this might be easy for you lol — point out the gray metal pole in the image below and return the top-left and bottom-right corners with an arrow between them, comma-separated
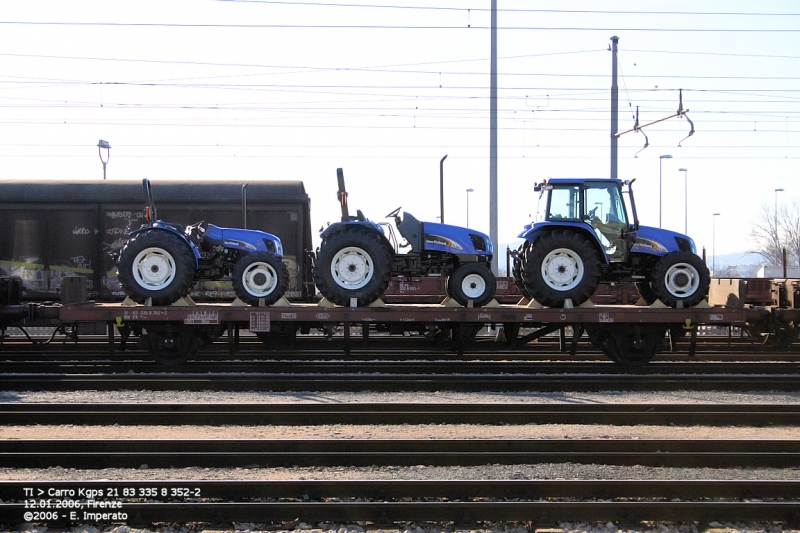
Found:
440,154 -> 448,224
610,36 -> 619,179
489,0 -> 498,274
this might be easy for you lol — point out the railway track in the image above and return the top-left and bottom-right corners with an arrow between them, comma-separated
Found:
0,333 -> 779,359
4,438 -> 800,469
3,359 -> 800,375
2,367 -> 800,391
4,402 -> 800,426
2,480 -> 799,526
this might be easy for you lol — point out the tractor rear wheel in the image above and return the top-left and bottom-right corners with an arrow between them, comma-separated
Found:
447,263 -> 496,307
512,242 -> 533,300
232,252 -> 289,306
522,230 -> 601,307
313,227 -> 393,306
117,230 -> 196,306
650,251 -> 710,308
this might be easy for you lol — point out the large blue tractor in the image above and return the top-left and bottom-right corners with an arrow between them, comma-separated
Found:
313,168 -> 496,307
116,179 -> 289,307
512,178 -> 710,309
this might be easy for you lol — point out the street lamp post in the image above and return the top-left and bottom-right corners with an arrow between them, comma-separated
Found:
466,188 -> 474,227
775,188 -> 785,266
712,212 -> 721,275
678,168 -> 688,234
97,140 -> 111,180
659,154 -> 672,228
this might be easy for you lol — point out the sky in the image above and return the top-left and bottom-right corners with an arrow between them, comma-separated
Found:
0,0 -> 798,269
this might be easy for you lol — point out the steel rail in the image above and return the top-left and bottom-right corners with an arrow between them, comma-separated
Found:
3,439 -> 800,469
0,336 -> 777,355
2,348 -> 798,363
4,403 -> 800,427
3,360 -> 800,376
2,480 -> 800,526
1,372 -> 799,392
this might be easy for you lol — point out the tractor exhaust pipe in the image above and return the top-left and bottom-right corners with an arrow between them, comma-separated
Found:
242,183 -> 248,229
337,168 -> 350,222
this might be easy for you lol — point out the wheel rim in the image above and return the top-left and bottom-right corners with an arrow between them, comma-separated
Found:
541,248 -> 584,291
132,247 -> 176,290
461,273 -> 486,299
331,246 -> 374,289
242,261 -> 278,297
664,262 -> 700,298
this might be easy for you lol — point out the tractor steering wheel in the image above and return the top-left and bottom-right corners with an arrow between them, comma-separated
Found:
585,206 -> 599,221
386,207 -> 402,218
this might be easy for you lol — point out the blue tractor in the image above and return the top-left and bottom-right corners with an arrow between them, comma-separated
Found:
116,179 -> 289,307
512,178 -> 710,308
313,168 -> 496,307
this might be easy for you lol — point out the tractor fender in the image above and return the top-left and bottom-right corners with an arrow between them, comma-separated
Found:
128,225 -> 201,266
519,222 -> 610,264
320,220 -> 388,244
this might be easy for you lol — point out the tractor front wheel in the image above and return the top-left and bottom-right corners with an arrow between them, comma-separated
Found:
650,251 -> 710,308
447,263 -> 496,307
635,281 -> 658,305
232,252 -> 290,306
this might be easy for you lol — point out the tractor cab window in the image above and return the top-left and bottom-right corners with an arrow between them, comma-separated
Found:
546,185 -> 581,221
583,182 -> 629,262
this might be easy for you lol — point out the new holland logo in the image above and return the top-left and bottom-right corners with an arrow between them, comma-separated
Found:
424,234 -> 464,251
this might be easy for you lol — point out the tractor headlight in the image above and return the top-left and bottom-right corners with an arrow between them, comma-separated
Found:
264,238 -> 283,256
469,234 -> 488,252
675,236 -> 696,254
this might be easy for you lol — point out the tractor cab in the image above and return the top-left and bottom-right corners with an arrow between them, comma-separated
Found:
534,178 -> 632,263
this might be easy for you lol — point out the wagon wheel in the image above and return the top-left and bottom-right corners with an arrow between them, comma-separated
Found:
143,325 -> 199,365
586,323 -> 669,366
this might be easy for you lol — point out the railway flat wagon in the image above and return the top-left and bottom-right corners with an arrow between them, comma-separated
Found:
0,180 -> 314,302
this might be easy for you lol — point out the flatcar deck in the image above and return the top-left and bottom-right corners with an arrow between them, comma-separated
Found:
58,299 -> 758,328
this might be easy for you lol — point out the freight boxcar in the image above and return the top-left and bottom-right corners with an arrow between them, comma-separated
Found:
0,180 -> 314,302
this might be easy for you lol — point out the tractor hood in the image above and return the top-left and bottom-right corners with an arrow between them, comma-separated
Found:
422,222 -> 493,256
632,225 -> 697,256
204,224 -> 284,256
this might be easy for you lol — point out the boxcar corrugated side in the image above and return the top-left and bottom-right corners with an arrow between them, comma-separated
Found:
0,179 -> 314,302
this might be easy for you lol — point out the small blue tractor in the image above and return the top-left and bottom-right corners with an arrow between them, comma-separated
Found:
512,178 -> 710,309
116,179 -> 289,307
313,168 -> 496,307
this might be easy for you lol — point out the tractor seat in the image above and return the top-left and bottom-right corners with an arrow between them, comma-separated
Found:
186,221 -> 208,247
396,211 -> 423,250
